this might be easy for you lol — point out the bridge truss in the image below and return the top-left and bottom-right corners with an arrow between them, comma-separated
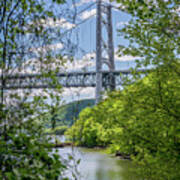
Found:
0,70 -> 146,90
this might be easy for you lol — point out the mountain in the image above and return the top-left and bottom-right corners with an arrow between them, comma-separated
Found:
55,99 -> 95,126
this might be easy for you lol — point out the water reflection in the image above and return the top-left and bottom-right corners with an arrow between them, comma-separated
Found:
58,147 -> 138,180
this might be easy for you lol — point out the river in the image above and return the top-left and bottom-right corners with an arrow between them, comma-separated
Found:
55,136 -> 138,180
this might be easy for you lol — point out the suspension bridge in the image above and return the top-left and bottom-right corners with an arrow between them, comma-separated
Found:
0,0 -> 143,104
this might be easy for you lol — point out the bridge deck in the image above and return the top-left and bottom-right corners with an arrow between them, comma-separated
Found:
0,69 -> 147,89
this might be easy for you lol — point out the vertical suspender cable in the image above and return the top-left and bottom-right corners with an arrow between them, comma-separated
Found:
107,5 -> 115,90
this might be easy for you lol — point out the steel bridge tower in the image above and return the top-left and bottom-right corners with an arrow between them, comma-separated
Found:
96,0 -> 115,104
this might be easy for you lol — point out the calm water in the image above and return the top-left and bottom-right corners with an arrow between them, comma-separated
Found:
57,146 -> 138,180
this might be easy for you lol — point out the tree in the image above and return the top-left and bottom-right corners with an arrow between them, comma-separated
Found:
116,0 -> 179,69
0,0 -> 72,179
114,0 -> 180,179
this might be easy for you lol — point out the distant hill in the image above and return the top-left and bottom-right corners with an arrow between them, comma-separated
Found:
55,99 -> 95,126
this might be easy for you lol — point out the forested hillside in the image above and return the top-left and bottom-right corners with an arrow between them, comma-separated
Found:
47,99 -> 95,127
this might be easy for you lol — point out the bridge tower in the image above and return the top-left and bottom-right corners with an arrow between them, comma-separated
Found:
95,0 -> 115,104
95,0 -> 102,104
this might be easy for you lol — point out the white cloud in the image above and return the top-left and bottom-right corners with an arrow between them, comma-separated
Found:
2,52 -> 95,76
7,56 -> 66,75
63,52 -> 95,71
75,0 -> 96,7
75,0 -> 115,7
4,88 -> 64,108
47,43 -> 64,50
39,18 -> 76,29
1,51 -> 140,77
80,8 -> 96,20
9,52 -> 95,75
76,0 -> 124,10
173,6 -> 180,16
113,48 -> 141,62
115,54 -> 141,61
116,21 -> 129,28
82,52 -> 96,60
62,87 -> 95,103
31,43 -> 63,53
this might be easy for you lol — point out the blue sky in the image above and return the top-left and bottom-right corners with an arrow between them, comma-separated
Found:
30,0 -> 138,72
5,0 -> 137,103
53,0 -> 137,102
61,0 -> 132,60
33,0 -> 139,103
4,0 -> 179,103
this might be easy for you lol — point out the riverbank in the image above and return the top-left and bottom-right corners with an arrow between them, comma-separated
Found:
52,141 -> 131,160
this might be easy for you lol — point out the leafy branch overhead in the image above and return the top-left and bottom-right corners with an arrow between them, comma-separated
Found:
116,0 -> 179,67
0,0 -> 73,179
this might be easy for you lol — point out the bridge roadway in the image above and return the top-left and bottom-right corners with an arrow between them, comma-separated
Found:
0,69 -> 146,89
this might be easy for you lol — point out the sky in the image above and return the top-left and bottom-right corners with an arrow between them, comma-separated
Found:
3,0 -> 179,104
63,0 -> 132,59
33,0 -> 138,103
5,0 -> 139,104
56,0 -> 137,103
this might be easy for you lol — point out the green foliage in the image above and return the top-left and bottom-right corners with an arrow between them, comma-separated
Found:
45,125 -> 68,135
67,64 -> 180,179
116,0 -> 179,69
0,92 -> 68,179
0,0 -> 69,179
115,0 -> 180,179
66,106 -> 114,148
0,121 -> 66,180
